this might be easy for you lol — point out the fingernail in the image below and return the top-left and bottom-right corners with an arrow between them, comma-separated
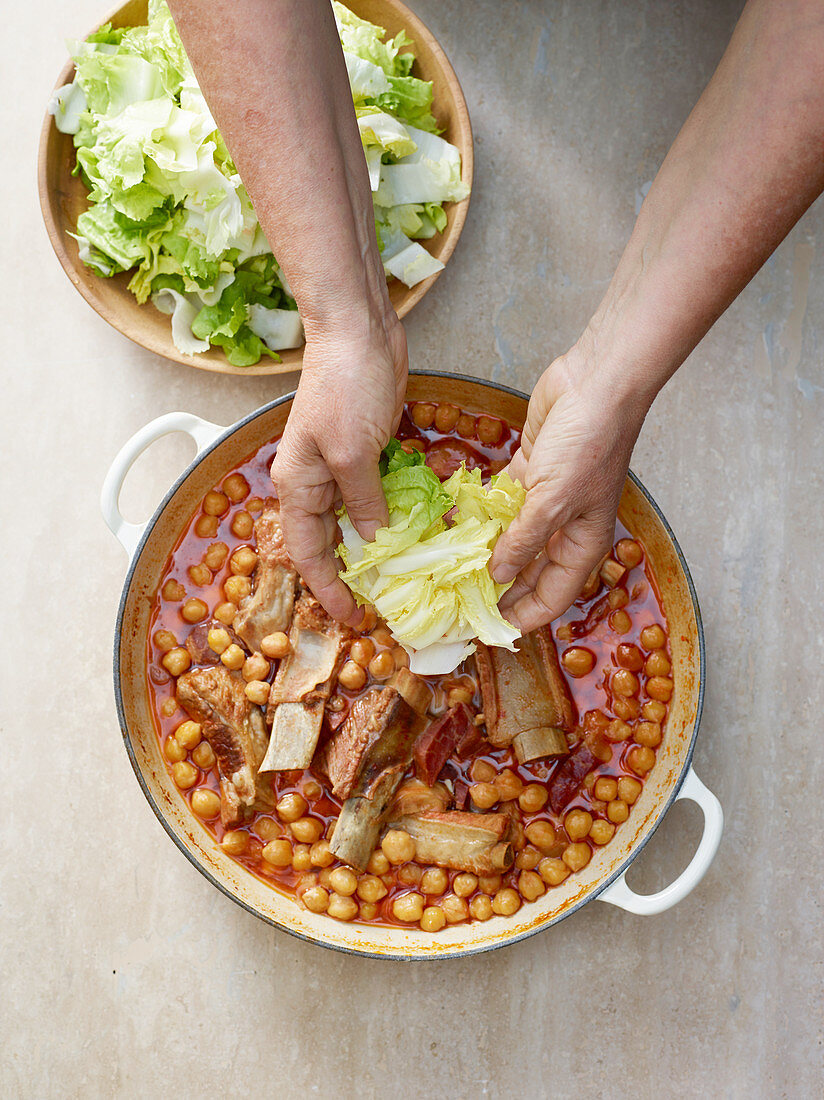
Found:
492,563 -> 516,584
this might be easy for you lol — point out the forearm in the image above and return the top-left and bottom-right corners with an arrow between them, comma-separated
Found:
581,0 -> 824,404
168,0 -> 391,340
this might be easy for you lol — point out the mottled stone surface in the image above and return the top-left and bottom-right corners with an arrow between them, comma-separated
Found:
3,1 -> 822,1096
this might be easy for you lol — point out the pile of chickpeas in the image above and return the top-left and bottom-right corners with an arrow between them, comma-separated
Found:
147,425 -> 673,932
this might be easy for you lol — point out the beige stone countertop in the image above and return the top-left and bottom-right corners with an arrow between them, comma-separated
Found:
3,1 -> 822,1096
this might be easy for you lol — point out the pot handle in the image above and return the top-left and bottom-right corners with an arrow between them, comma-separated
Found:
597,768 -> 723,915
101,411 -> 225,561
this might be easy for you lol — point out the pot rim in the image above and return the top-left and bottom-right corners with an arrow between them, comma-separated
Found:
113,369 -> 706,960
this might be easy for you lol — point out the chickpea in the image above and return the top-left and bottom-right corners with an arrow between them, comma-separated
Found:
564,809 -> 593,842
255,818 -> 280,842
518,870 -> 546,902
171,761 -> 198,789
214,602 -> 236,626
456,413 -> 476,438
231,511 -> 254,539
349,637 -> 375,667
478,873 -> 502,895
525,820 -> 557,854
494,769 -> 523,802
368,651 -> 395,680
262,839 -> 293,867
645,650 -> 671,678
614,697 -> 641,721
241,680 -> 268,706
606,718 -> 632,742
370,624 -> 395,647
442,894 -> 470,924
515,847 -> 540,871
643,699 -> 667,722
453,873 -> 479,898
222,473 -> 249,502
338,660 -> 367,691
260,632 -> 290,660
616,643 -> 644,671
594,777 -> 619,802
393,892 -> 425,923
360,852 -> 387,878
607,586 -> 630,609
188,563 -> 212,586
434,403 -> 460,432
204,628 -> 229,656
397,863 -> 422,886
538,857 -> 570,886
359,901 -> 379,921
161,697 -> 178,718
618,776 -> 643,804
180,598 -> 207,625
469,894 -> 494,921
203,542 -> 228,572
347,609 -> 374,639
303,780 -> 322,801
162,648 -> 191,677
242,653 -> 270,682
287,844 -> 309,872
410,402 -> 436,429
393,647 -> 410,669
202,490 -> 228,516
221,830 -> 248,856
382,829 -> 415,864
327,893 -> 359,921
229,547 -> 258,577
609,610 -> 632,635
612,669 -> 640,697
222,576 -> 250,605
162,580 -> 185,602
309,840 -> 334,868
192,741 -> 215,769
639,625 -> 665,651
615,538 -> 644,568
628,745 -> 656,774
302,885 -> 330,914
492,888 -> 521,916
276,793 -> 308,823
356,875 -> 388,903
635,721 -> 662,748
470,759 -> 496,783
220,644 -> 245,671
562,646 -> 596,678
246,496 -> 264,513
175,720 -> 201,750
562,842 -> 592,872
164,735 -> 186,763
420,867 -> 449,895
647,676 -> 674,702
154,629 -> 178,653
518,784 -> 548,814
476,415 -> 503,445
291,817 -> 323,844
607,799 -> 630,824
447,685 -> 474,707
194,515 -> 219,539
421,906 -> 447,932
589,819 -> 616,845
325,866 -> 357,897
470,782 -> 499,810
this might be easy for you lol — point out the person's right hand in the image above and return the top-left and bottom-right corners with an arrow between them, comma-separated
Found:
271,313 -> 407,626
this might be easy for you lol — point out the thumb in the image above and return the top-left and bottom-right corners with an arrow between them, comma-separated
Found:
334,457 -> 389,541
490,488 -> 570,584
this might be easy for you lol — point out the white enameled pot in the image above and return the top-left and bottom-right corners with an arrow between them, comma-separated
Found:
102,373 -> 723,958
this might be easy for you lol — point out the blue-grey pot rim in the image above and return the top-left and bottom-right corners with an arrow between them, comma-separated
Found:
112,368 -> 706,962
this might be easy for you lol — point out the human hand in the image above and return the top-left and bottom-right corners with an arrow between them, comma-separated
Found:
490,342 -> 652,633
271,314 -> 407,626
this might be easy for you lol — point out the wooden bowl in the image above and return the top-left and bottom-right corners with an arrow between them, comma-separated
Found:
104,373 -> 722,958
38,0 -> 473,376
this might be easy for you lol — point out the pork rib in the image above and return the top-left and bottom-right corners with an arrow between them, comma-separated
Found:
389,811 -> 515,875
176,665 -> 274,827
233,500 -> 298,653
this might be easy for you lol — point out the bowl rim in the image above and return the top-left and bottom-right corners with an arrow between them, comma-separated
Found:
37,0 -> 474,377
112,369 -> 706,959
